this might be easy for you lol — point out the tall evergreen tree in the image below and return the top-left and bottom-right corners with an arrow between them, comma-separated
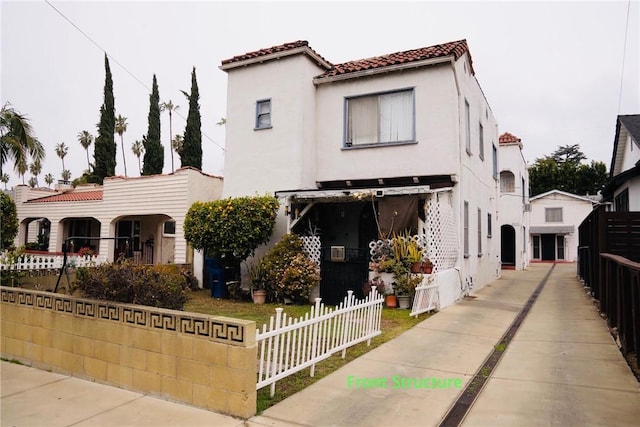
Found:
181,67 -> 202,169
142,75 -> 163,175
93,54 -> 116,183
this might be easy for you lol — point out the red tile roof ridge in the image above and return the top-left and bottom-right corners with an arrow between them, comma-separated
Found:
221,40 -> 332,69
499,132 -> 522,144
25,189 -> 103,203
317,39 -> 473,79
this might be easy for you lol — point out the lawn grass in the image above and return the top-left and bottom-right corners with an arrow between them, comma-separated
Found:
184,289 -> 431,413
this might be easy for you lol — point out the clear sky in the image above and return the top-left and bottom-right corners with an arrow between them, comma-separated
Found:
1,0 -> 638,190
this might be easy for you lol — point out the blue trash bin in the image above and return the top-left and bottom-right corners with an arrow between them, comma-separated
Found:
205,258 -> 227,298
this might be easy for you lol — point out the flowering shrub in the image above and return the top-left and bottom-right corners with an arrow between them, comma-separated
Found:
259,234 -> 319,303
279,253 -> 320,303
78,247 -> 95,257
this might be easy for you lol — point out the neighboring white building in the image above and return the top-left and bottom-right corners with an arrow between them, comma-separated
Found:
603,115 -> 640,211
220,39 -> 502,308
12,167 -> 223,284
497,132 -> 530,270
529,190 -> 597,262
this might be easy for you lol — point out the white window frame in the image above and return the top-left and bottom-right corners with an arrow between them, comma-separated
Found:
345,88 -> 415,147
255,99 -> 272,129
492,144 -> 498,179
163,220 -> 176,237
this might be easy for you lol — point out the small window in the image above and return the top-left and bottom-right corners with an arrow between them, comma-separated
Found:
500,171 -> 515,192
345,89 -> 415,146
255,99 -> 271,129
465,100 -> 471,155
545,208 -> 563,223
463,201 -> 469,257
487,213 -> 492,238
492,144 -> 498,179
163,220 -> 176,236
477,208 -> 482,256
478,122 -> 484,160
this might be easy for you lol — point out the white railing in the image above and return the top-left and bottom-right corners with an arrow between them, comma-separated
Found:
410,274 -> 439,317
0,252 -> 107,271
256,287 -> 384,396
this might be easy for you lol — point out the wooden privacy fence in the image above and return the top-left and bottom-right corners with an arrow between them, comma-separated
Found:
599,253 -> 640,367
256,287 -> 384,397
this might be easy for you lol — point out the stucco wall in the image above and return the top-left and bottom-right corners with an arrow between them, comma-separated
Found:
0,287 -> 256,418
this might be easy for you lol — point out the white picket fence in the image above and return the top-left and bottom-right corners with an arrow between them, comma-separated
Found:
256,287 -> 384,396
0,252 -> 107,271
410,274 -> 439,317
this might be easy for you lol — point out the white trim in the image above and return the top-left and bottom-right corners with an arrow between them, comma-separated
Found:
529,189 -> 599,204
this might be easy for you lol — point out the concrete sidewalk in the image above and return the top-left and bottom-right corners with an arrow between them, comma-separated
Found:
248,263 -> 640,427
0,361 -> 245,427
2,264 -> 638,426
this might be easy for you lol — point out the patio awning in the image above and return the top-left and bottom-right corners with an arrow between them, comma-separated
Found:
530,225 -> 575,234
275,185 -> 442,202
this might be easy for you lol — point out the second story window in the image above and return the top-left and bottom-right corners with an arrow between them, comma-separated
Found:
345,89 -> 414,146
479,122 -> 484,160
465,100 -> 471,155
492,144 -> 498,179
255,99 -> 271,129
500,170 -> 515,192
545,207 -> 563,222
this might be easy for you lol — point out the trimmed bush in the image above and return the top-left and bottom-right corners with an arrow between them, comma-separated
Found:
75,261 -> 188,310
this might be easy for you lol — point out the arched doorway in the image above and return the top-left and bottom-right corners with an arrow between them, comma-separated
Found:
501,224 -> 516,268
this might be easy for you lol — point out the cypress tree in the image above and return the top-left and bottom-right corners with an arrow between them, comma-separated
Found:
93,54 -> 116,183
181,67 -> 202,169
142,74 -> 164,175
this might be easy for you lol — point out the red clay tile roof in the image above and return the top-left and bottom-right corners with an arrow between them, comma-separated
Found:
499,132 -> 522,144
317,39 -> 473,79
221,40 -> 332,67
26,190 -> 103,203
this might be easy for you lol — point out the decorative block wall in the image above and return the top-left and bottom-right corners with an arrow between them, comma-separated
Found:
0,287 -> 257,418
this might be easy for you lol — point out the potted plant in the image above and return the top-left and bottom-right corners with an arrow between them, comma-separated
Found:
406,240 -> 424,273
246,260 -> 267,304
423,258 -> 434,274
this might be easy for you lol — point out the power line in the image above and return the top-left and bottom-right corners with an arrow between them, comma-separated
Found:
43,0 -> 225,153
617,0 -> 631,113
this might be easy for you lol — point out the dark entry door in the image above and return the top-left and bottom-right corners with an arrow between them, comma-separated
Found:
501,225 -> 516,266
541,234 -> 556,261
320,248 -> 369,306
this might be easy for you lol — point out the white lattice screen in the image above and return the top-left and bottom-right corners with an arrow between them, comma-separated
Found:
419,191 -> 458,271
301,236 -> 321,267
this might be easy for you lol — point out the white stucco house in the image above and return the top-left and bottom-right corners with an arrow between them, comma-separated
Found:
602,114 -> 640,211
220,39 -> 503,308
12,167 -> 223,284
497,132 -> 530,270
529,190 -> 598,262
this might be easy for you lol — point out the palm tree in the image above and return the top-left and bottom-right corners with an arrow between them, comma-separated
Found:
160,101 -> 179,172
77,130 -> 94,171
44,173 -> 54,188
172,135 -> 184,159
131,139 -> 144,175
61,169 -> 71,182
1,102 -> 45,176
17,158 -> 27,184
29,159 -> 41,187
27,176 -> 37,188
0,173 -> 9,189
55,142 -> 68,172
115,115 -> 128,176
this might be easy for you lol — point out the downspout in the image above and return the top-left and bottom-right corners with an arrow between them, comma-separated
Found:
450,57 -> 465,287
